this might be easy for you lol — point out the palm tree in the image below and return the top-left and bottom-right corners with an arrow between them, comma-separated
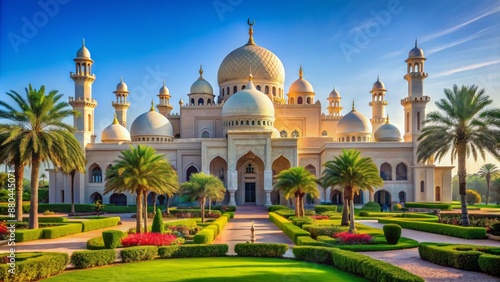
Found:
320,149 -> 383,233
180,172 -> 225,223
0,85 -> 83,229
105,144 -> 178,233
273,166 -> 319,217
417,85 -> 500,226
39,173 -> 47,188
478,164 -> 500,205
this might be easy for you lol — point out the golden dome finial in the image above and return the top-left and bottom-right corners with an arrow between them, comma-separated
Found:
386,114 -> 390,124
112,113 -> 119,124
82,38 -> 85,47
150,100 -> 155,112
247,18 -> 255,45
352,100 -> 355,110
299,65 -> 303,79
199,65 -> 204,78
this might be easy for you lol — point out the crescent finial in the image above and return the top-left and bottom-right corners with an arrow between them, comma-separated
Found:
247,18 -> 255,26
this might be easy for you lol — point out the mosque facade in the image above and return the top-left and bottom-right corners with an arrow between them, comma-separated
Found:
48,22 -> 453,208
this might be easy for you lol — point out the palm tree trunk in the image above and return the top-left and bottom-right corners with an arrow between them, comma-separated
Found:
300,195 -> 305,217
201,197 -> 206,223
341,197 -> 349,226
485,176 -> 490,205
70,170 -> 76,214
165,195 -> 170,215
152,192 -> 157,214
28,154 -> 40,229
143,190 -> 148,233
14,163 -> 24,222
208,197 -> 211,214
136,190 -> 142,233
457,144 -> 469,226
348,199 -> 357,233
295,196 -> 300,217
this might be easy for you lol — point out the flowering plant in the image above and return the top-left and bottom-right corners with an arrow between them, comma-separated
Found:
333,232 -> 373,244
121,232 -> 184,247
310,215 -> 329,220
0,221 -> 8,240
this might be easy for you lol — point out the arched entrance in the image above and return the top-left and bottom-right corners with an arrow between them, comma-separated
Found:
210,156 -> 228,204
110,193 -> 127,206
185,165 -> 198,181
272,156 -> 291,205
374,190 -> 391,210
90,192 -> 102,203
236,151 -> 265,205
331,189 -> 343,204
353,190 -> 364,204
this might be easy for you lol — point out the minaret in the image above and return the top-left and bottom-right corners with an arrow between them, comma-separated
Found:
69,39 -> 97,148
327,86 -> 342,119
112,77 -> 130,127
401,39 -> 429,142
369,76 -> 388,132
157,80 -> 173,116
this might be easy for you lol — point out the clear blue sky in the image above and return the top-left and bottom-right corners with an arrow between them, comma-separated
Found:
1,0 -> 499,173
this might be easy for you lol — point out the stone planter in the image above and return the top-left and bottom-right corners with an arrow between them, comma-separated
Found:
487,234 -> 500,241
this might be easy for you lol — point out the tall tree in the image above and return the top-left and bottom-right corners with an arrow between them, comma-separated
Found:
39,173 -> 47,188
417,85 -> 500,226
320,149 -> 383,233
105,144 -> 177,233
273,166 -> 319,217
0,85 -> 83,228
180,172 -> 225,223
478,163 -> 500,205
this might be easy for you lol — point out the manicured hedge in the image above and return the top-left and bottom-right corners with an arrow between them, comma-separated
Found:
402,213 -> 438,219
14,229 -> 44,242
269,212 -> 310,244
38,217 -> 68,223
120,246 -> 157,262
269,212 -> 289,229
0,252 -> 68,282
102,230 -> 124,249
308,226 -> 341,239
80,217 -> 120,232
70,249 -> 116,269
378,218 -> 486,239
234,243 -> 288,257
42,223 -> 82,239
418,242 -> 500,275
193,214 -> 230,244
267,205 -> 291,212
164,219 -> 198,229
87,236 -> 105,250
275,209 -> 296,218
404,202 -> 453,210
359,212 -> 403,218
0,203 -> 30,215
314,205 -> 337,213
169,209 -> 222,217
293,246 -> 423,282
296,236 -> 328,246
158,244 -> 228,258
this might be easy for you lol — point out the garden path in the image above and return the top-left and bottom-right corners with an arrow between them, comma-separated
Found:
213,206 -> 295,257
358,220 -> 500,282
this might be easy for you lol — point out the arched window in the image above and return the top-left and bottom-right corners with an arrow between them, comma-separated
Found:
321,130 -> 327,136
306,97 -> 311,104
90,192 -> 102,204
396,163 -> 408,180
417,112 -> 420,130
435,186 -> 441,201
245,164 -> 255,173
201,131 -> 210,138
198,98 -> 204,105
406,112 -> 409,133
89,164 -> 102,183
251,120 -> 255,126
290,97 -> 295,104
272,87 -> 276,96
186,165 -> 198,181
346,136 -> 350,142
265,86 -> 269,94
291,130 -> 299,138
298,97 -> 303,104
226,87 -> 230,95
190,98 -> 195,105
222,88 -> 225,96
88,114 -> 92,132
207,99 -> 211,104
256,85 -> 261,91
233,86 -> 237,94
242,85 -> 246,90
352,136 -> 355,142
380,163 -> 392,180
246,120 -> 249,125
420,180 -> 425,192
280,130 -> 287,137
357,136 -> 361,141
398,191 -> 406,203
110,193 -> 127,206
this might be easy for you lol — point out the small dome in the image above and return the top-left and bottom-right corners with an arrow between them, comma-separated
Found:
222,75 -> 275,118
101,116 -> 131,143
130,103 -> 173,138
289,66 -> 314,93
408,40 -> 424,58
372,77 -> 385,90
116,77 -> 128,92
374,119 -> 401,142
76,39 -> 91,58
159,81 -> 169,95
271,127 -> 280,138
329,88 -> 340,98
337,107 -> 372,134
190,66 -> 213,94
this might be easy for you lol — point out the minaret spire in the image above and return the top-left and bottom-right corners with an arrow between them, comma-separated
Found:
299,65 -> 303,79
150,100 -> 155,111
352,100 -> 355,110
113,113 -> 119,124
199,65 -> 204,78
247,18 -> 255,45
82,38 -> 85,47
415,38 -> 418,47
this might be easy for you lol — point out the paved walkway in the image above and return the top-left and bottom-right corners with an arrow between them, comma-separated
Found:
213,206 -> 294,257
358,220 -> 500,282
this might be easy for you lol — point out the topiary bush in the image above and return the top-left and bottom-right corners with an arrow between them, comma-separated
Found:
291,216 -> 314,228
80,217 -> 120,232
478,254 -> 500,276
383,224 -> 401,245
87,236 -> 106,250
466,189 -> 481,205
70,249 -> 116,269
102,230 -> 124,249
393,203 -> 403,211
151,208 -> 165,233
119,246 -> 157,262
361,201 -> 381,211
314,205 -> 337,213
0,252 -> 68,282
234,243 -> 288,257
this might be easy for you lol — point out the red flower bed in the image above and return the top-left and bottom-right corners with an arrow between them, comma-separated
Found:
333,232 -> 373,244
121,232 -> 181,247
0,222 -> 8,234
311,215 -> 329,220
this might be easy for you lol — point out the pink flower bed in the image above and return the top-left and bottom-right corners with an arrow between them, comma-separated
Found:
311,215 -> 329,220
333,232 -> 373,244
121,232 -> 182,247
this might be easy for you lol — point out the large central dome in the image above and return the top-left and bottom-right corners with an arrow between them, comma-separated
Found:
217,24 -> 285,85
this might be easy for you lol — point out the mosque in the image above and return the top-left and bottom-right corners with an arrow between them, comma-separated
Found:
48,21 -> 453,208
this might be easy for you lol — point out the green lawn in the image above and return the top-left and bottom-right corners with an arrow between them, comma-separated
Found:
42,257 -> 367,282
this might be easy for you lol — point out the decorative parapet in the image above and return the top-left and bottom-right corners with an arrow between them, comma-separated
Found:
401,96 -> 430,105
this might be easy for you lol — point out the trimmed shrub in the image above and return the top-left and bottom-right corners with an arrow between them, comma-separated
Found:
151,208 -> 165,233
269,212 -> 289,229
378,218 -> 486,239
402,213 -> 438,219
361,201 -> 381,211
296,236 -> 328,246
87,236 -> 105,250
292,245 -> 333,264
70,249 -> 116,269
158,244 -> 228,258
282,222 -> 311,244
466,189 -> 481,205
275,209 -> 296,218
308,226 -> 342,239
102,230 -> 124,249
119,246 -> 157,262
393,203 -> 403,211
314,205 -> 337,213
14,229 -> 44,242
42,223 -> 82,239
164,219 -> 198,229
383,224 -> 401,244
80,217 -> 120,232
267,205 -> 291,212
234,243 -> 288,257
38,217 -> 67,223
478,254 -> 500,276
193,228 -> 215,244
291,216 -> 314,228
0,252 -> 68,282
321,211 -> 342,219
403,202 -> 453,210
359,211 -> 369,217
418,243 -> 487,271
